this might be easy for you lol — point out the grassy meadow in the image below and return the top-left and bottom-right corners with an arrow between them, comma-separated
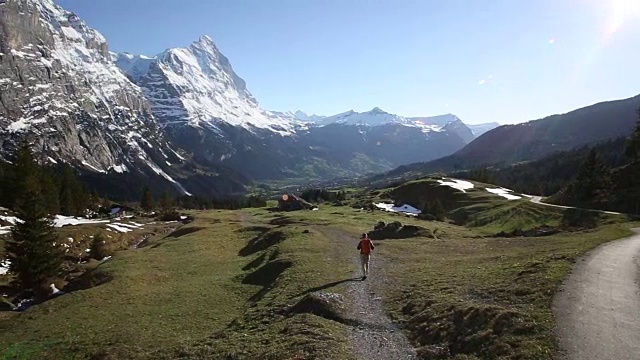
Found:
0,178 -> 638,359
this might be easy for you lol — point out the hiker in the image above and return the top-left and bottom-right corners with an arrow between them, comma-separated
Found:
357,233 -> 374,279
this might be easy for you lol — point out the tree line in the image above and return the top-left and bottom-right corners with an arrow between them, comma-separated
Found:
456,107 -> 640,213
0,147 -> 95,217
300,188 -> 347,203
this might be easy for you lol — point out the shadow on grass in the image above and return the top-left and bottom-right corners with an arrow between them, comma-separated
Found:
242,259 -> 292,287
63,268 -> 114,293
269,217 -> 296,226
238,231 -> 286,257
165,226 -> 206,238
294,278 -> 363,297
242,252 -> 268,271
242,259 -> 293,302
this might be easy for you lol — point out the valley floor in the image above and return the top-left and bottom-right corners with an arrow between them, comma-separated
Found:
0,205 -> 636,359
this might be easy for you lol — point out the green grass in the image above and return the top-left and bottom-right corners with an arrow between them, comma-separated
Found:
0,210 -> 355,360
1,184 -> 637,359
376,223 -> 635,359
263,198 -> 636,359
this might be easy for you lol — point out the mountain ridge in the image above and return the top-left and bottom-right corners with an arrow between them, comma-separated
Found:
0,0 -> 249,198
370,93 -> 640,184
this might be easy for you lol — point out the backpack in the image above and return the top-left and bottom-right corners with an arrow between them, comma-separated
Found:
357,238 -> 374,254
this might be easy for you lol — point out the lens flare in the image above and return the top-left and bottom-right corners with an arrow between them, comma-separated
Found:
605,0 -> 640,38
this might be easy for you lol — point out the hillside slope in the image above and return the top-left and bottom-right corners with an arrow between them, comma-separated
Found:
376,94 -> 640,181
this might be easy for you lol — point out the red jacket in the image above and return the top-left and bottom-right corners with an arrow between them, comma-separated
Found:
357,238 -> 374,255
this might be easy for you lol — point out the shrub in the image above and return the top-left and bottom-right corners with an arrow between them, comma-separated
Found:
90,232 -> 113,260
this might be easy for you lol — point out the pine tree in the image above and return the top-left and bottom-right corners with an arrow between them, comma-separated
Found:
573,149 -> 611,207
159,191 -> 173,212
40,168 -> 60,215
12,144 -> 41,209
101,196 -> 112,210
6,147 -> 63,300
59,165 -> 83,216
140,185 -> 155,212
625,107 -> 640,161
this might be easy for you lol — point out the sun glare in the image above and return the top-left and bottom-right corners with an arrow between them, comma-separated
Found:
606,0 -> 640,37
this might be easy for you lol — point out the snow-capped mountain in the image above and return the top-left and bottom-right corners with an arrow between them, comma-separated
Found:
0,0 -> 247,197
113,36 -> 300,135
296,109 -> 490,141
0,0 -> 482,193
293,110 -> 326,122
313,107 -> 411,127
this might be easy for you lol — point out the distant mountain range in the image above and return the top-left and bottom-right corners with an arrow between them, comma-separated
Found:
370,94 -> 640,185
1,0 -> 635,201
292,109 -> 499,138
0,0 -> 496,199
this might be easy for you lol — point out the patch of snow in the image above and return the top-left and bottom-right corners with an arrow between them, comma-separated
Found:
48,156 -> 58,164
138,154 -> 192,196
0,216 -> 23,225
53,215 -> 109,228
374,203 -> 422,216
112,222 -> 141,229
437,179 -> 475,193
106,223 -> 133,233
486,188 -> 522,200
10,49 -> 32,58
101,256 -> 112,262
0,259 -> 10,275
82,161 -> 106,173
109,164 -> 128,173
49,284 -> 61,295
0,226 -> 11,235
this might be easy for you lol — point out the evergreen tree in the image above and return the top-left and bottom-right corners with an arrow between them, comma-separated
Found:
625,107 -> 640,161
140,185 -> 155,212
40,168 -> 60,215
88,190 -> 100,212
6,147 -> 62,300
59,165 -> 83,216
159,191 -> 173,212
12,144 -> 40,209
101,196 -> 112,210
573,149 -> 611,207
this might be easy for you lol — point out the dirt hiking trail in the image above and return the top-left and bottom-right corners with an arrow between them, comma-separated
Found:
553,229 -> 640,360
317,226 -> 417,360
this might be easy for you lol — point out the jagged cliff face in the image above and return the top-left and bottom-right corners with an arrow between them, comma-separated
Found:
0,0 -> 248,197
0,0 -> 477,193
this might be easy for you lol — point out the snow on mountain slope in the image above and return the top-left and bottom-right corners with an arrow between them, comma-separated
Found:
115,36 -> 299,135
315,107 -> 410,127
408,114 -> 461,127
0,0 -> 239,196
111,52 -> 155,82
294,110 -> 327,122
305,107 -> 450,134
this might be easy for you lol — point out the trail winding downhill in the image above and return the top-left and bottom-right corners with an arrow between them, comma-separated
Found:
528,196 -> 640,359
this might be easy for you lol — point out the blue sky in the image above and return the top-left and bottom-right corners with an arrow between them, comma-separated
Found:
57,0 -> 640,124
